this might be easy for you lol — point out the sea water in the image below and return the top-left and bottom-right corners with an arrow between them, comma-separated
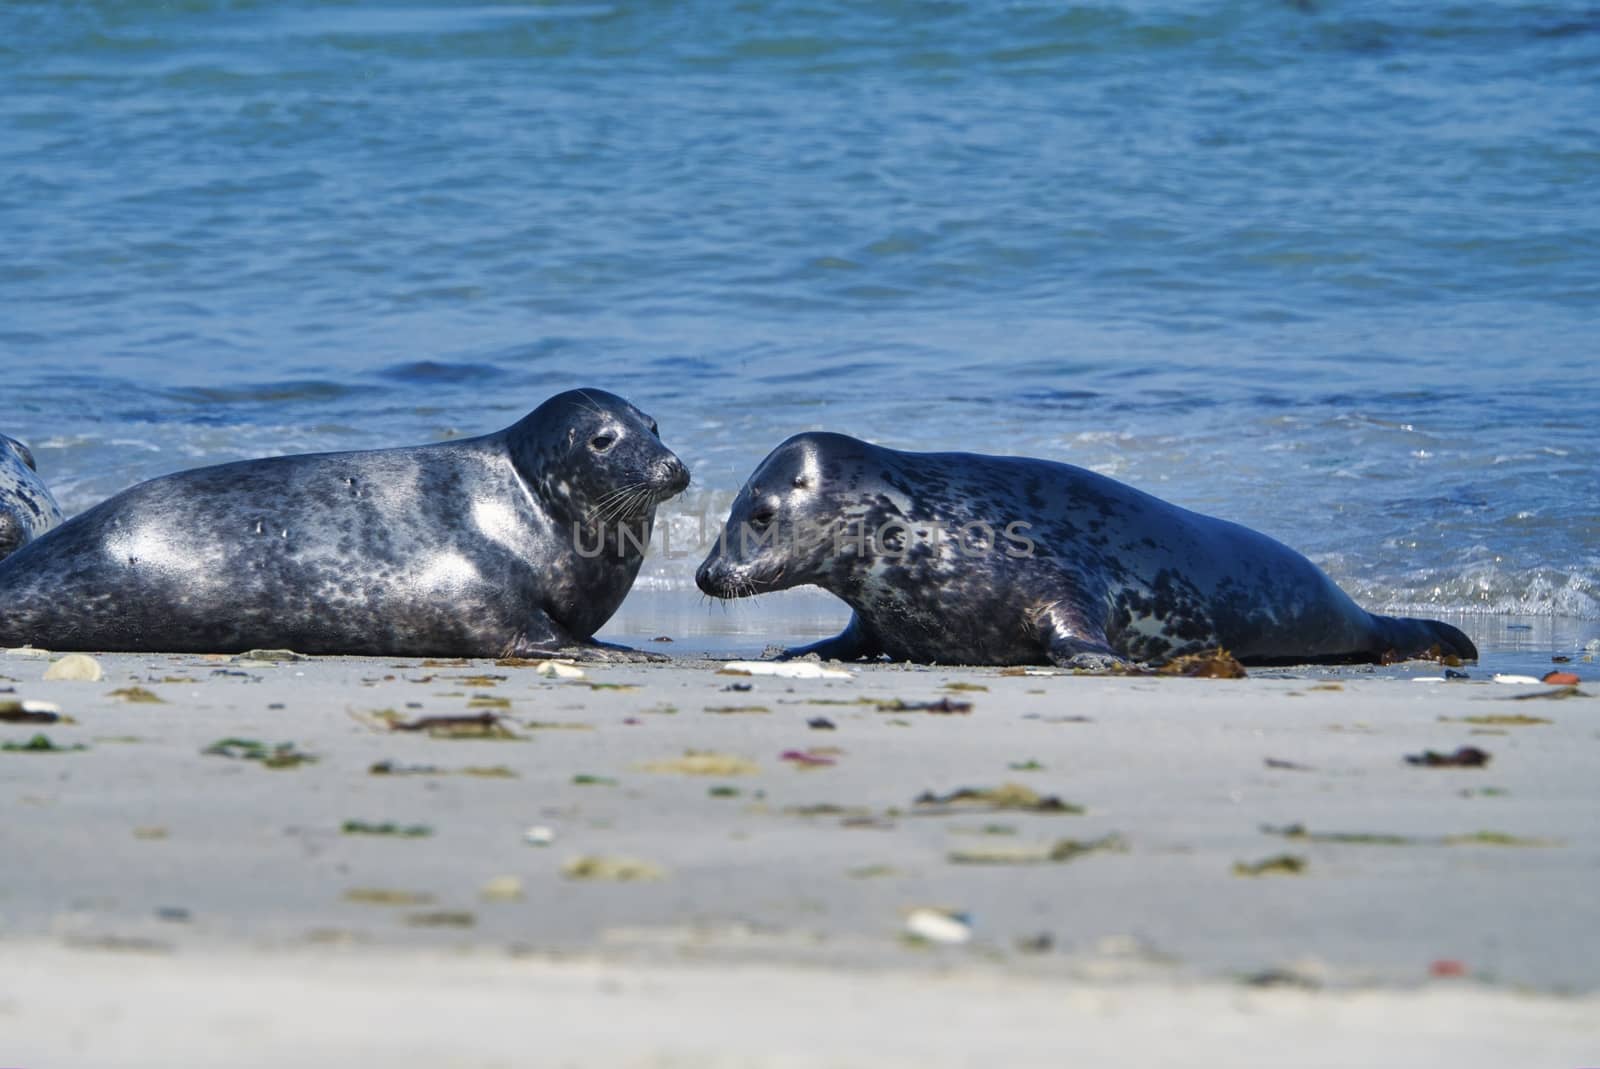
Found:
3,0 -> 1597,667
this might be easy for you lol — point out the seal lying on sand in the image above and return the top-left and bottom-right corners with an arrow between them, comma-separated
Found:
0,434 -> 63,563
0,389 -> 688,658
695,432 -> 1476,667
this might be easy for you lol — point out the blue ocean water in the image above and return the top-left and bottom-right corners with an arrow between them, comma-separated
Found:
3,1 -> 1598,658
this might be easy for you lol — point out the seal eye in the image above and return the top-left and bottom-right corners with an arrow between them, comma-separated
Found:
589,434 -> 616,453
749,506 -> 777,531
649,421 -> 660,437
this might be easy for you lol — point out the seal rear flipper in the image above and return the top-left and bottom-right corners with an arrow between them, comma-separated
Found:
781,612 -> 880,662
1371,614 -> 1479,663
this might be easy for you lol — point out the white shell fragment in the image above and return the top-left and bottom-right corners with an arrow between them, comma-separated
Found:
1492,674 -> 1542,685
720,661 -> 854,681
535,660 -> 586,679
905,908 -> 972,945
42,654 -> 104,682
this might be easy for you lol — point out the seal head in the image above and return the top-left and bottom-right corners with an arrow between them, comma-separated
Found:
0,433 -> 64,562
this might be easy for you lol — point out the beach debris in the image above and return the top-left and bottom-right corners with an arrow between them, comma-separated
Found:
155,907 -> 192,923
42,654 -> 103,681
722,682 -> 754,692
109,686 -> 165,703
903,908 -> 972,945
704,704 -> 771,714
1459,786 -> 1509,799
468,694 -> 511,709
641,751 -> 759,776
523,825 -> 555,847
847,864 -> 899,879
1264,757 -> 1316,771
948,833 -> 1126,866
385,711 -> 519,739
943,682 -> 988,692
1382,644 -> 1463,668
572,773 -> 618,786
1262,823 -> 1555,847
875,697 -> 973,714
1430,959 -> 1468,979
1439,714 -> 1550,726
344,888 -> 436,906
1015,933 -> 1055,955
1510,685 -> 1586,701
231,649 -> 307,665
368,760 -> 517,777
133,826 -> 168,840
719,661 -> 853,680
1243,967 -> 1322,990
708,785 -> 742,798
480,875 -> 524,902
406,911 -> 475,928
1232,854 -> 1307,877
562,855 -> 665,882
1,733 -> 86,753
1404,745 -> 1490,768
457,674 -> 505,687
0,698 -> 63,723
913,783 -> 1083,815
1492,674 -> 1542,685
1008,759 -> 1045,772
806,716 -> 837,730
203,737 -> 317,768
1156,648 -> 1247,678
780,747 -> 839,769
341,820 -> 433,838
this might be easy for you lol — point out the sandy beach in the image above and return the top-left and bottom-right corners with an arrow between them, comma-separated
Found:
3,642 -> 1597,1066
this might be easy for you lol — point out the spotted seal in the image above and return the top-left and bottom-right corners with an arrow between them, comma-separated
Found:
0,434 -> 63,563
0,389 -> 688,657
695,432 -> 1476,667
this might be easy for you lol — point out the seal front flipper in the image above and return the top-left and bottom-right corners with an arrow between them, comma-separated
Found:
1037,602 -> 1128,671
503,623 -> 669,664
780,612 -> 881,662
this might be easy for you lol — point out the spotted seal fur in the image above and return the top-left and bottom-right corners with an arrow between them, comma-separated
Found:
0,390 -> 688,657
695,432 -> 1476,667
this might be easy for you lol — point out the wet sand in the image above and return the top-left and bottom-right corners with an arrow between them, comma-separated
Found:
3,646 -> 1597,1066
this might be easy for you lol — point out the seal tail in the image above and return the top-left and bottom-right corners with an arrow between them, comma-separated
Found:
1370,613 -> 1478,663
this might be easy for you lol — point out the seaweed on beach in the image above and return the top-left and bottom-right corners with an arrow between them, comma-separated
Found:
641,751 -> 759,776
1261,823 -> 1557,848
1,732 -> 86,753
341,820 -> 433,838
203,737 -> 316,768
780,747 -> 840,768
384,711 -> 520,739
1404,745 -> 1491,768
561,855 -> 665,882
109,686 -> 165,703
1232,854 -> 1307,877
1156,649 -> 1247,678
704,704 -> 771,714
913,783 -> 1084,814
1440,714 -> 1550,726
875,697 -> 973,714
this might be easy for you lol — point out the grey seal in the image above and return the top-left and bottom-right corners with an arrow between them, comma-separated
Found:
695,432 -> 1476,667
0,389 -> 688,658
0,434 -> 63,563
